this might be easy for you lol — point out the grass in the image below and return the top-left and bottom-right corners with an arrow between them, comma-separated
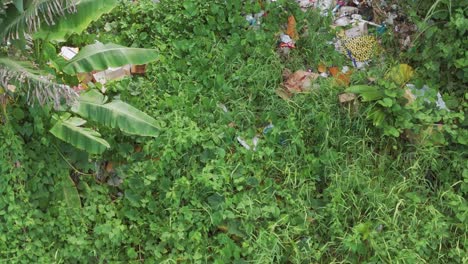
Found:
0,0 -> 466,263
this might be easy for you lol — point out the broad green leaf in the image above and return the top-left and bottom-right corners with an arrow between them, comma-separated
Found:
34,0 -> 119,42
56,175 -> 82,209
13,0 -> 24,13
386,64 -> 414,85
368,108 -> 386,127
0,0 -> 76,41
346,85 -> 385,102
50,113 -> 110,154
72,89 -> 159,137
378,98 -> 393,107
384,126 -> 400,137
62,42 -> 158,75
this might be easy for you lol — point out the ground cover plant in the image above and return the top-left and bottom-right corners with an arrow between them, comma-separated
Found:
0,0 -> 466,263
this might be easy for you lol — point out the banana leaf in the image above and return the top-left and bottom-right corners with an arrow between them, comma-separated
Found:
50,113 -> 110,154
34,0 -> 118,42
62,42 -> 158,75
0,0 -> 77,41
72,89 -> 159,137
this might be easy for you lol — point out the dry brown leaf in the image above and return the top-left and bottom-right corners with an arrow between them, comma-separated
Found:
339,93 -> 357,103
105,162 -> 114,173
329,67 -> 340,76
329,67 -> 352,87
318,63 -> 327,73
286,15 -> 299,40
335,72 -> 351,87
134,145 -> 142,153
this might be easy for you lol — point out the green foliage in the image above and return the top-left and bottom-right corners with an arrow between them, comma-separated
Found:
0,0 -> 77,41
347,63 -> 465,142
50,112 -> 111,154
0,0 -> 160,154
72,89 -> 160,137
62,42 -> 159,75
34,0 -> 119,42
0,0 -> 466,263
405,0 -> 468,97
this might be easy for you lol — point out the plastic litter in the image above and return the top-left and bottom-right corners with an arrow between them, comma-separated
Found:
405,84 -> 449,111
279,33 -> 295,49
344,22 -> 368,38
237,123 -> 275,151
236,136 -> 259,151
252,136 -> 259,151
263,123 -> 274,134
245,11 -> 265,26
217,103 -> 228,113
237,136 -> 251,150
337,6 -> 359,17
296,0 -> 315,11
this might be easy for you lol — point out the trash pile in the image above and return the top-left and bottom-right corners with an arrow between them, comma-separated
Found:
267,1 -> 449,145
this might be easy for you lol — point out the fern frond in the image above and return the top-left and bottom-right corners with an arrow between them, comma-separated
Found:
0,57 -> 77,108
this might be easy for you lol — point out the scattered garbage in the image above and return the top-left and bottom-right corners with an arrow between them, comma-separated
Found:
92,65 -> 132,85
404,84 -> 449,111
237,136 -> 259,151
59,46 -> 79,60
340,35 -> 379,67
296,0 -> 315,12
263,123 -> 274,134
343,21 -> 368,38
276,69 -> 320,100
236,123 -> 275,151
246,11 -> 265,27
217,103 -> 228,113
284,70 -> 319,92
337,6 -> 358,17
279,33 -> 295,49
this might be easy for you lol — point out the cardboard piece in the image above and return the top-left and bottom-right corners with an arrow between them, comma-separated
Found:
131,64 -> 147,74
93,65 -> 132,85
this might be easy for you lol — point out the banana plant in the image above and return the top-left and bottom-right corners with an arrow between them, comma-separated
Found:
63,42 -> 159,75
0,0 -> 161,154
49,89 -> 160,155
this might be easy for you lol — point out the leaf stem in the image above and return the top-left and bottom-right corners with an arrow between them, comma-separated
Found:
53,143 -> 95,176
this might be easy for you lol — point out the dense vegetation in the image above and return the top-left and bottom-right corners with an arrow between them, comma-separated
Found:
0,0 -> 466,263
